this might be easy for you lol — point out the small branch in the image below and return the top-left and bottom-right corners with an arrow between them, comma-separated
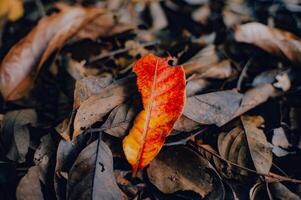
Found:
187,141 -> 301,184
88,40 -> 160,63
236,55 -> 255,91
164,128 -> 208,146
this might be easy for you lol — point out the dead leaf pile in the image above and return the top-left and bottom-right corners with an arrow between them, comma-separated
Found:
1,0 -> 301,200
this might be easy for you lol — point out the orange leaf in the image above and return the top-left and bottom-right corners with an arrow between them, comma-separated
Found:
123,54 -> 186,175
0,4 -> 104,101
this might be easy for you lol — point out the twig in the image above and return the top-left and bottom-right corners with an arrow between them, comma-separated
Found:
164,128 -> 208,146
187,141 -> 301,184
236,55 -> 255,91
88,40 -> 160,63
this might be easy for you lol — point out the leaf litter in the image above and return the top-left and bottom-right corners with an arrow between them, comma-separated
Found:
1,0 -> 301,199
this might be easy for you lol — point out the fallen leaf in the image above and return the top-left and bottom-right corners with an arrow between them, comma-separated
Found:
173,115 -> 200,132
74,13 -> 134,41
149,1 -> 168,31
184,83 -> 279,127
184,90 -> 243,126
241,116 -> 273,174
249,182 -> 269,200
267,182 -> 300,200
252,69 -> 282,87
0,4 -> 104,101
33,134 -> 55,184
0,109 -> 37,163
272,127 -> 290,149
123,54 -> 186,175
73,75 -> 136,138
217,126 -> 253,178
54,134 -> 89,200
186,77 -> 211,97
250,182 -> 301,200
0,0 -> 23,21
198,59 -> 232,79
65,57 -> 99,80
147,145 -> 224,198
16,166 -> 44,200
234,22 -> 301,66
183,45 -> 222,75
73,74 -> 113,109
67,138 -> 122,200
102,101 -> 138,138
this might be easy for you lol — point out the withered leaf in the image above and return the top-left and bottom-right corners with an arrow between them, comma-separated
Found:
217,127 -> 253,178
16,166 -> 44,200
186,77 -> 211,97
149,1 -> 168,31
250,182 -> 300,200
268,182 -> 300,200
0,4 -> 104,101
184,83 -> 278,127
184,90 -> 243,126
67,138 -> 122,200
198,59 -> 232,79
173,115 -> 200,132
234,22 -> 301,66
147,145 -> 224,198
0,109 -> 37,163
241,116 -> 273,175
73,75 -> 113,109
34,134 -> 55,184
54,134 -> 89,200
249,182 -> 269,200
183,45 -> 222,75
73,75 -> 136,138
102,101 -> 138,138
74,13 -> 134,41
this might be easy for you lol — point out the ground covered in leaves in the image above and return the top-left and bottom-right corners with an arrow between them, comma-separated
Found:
1,0 -> 301,199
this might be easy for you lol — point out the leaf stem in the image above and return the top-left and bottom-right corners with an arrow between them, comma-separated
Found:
187,141 -> 301,184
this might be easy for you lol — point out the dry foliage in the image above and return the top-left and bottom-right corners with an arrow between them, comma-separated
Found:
1,0 -> 301,200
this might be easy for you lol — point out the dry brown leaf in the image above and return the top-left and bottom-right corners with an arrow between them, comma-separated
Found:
149,1 -> 168,31
173,115 -> 200,132
73,76 -> 136,138
184,83 -> 279,127
186,77 -> 211,96
0,109 -> 37,163
102,101 -> 138,138
183,45 -> 222,75
0,4 -> 104,101
217,127 -> 253,179
54,134 -> 89,200
147,145 -> 224,198
235,22 -> 301,66
16,166 -> 44,200
267,182 -> 300,200
73,75 -> 113,109
241,116 -> 273,175
184,90 -> 243,126
74,12 -> 134,41
67,138 -> 122,200
198,60 -> 232,79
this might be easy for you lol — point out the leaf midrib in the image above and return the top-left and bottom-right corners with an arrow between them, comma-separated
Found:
134,59 -> 159,172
